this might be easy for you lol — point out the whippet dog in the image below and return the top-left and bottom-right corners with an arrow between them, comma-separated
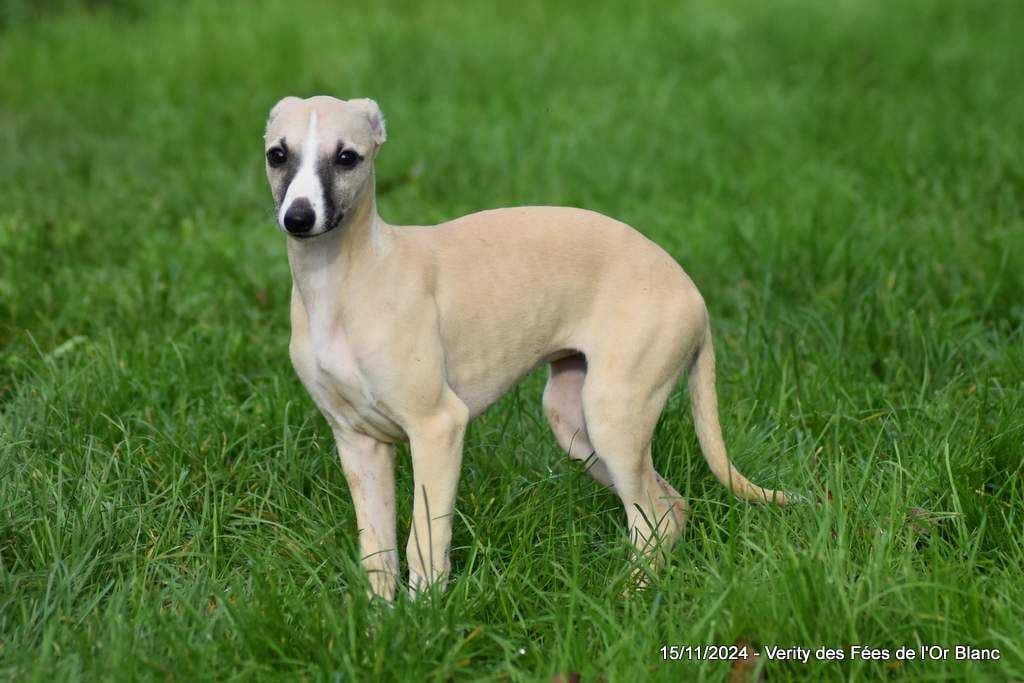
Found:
263,95 -> 786,600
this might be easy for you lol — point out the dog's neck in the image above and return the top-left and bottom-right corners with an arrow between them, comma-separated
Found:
286,183 -> 390,319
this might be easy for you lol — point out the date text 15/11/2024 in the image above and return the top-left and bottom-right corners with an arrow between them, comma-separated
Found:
659,645 -> 1002,663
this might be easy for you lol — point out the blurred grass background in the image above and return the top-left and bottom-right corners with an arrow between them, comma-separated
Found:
1,0 -> 1022,680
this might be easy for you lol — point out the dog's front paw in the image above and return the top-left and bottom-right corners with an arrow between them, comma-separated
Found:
366,568 -> 399,603
407,566 -> 450,599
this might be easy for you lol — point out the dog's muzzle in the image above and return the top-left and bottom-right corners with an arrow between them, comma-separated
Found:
283,198 -> 316,234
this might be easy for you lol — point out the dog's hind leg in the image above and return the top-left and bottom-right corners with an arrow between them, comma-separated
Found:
580,367 -> 687,573
542,353 -> 615,489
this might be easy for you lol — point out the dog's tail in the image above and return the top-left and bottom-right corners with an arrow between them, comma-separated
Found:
687,326 -> 788,505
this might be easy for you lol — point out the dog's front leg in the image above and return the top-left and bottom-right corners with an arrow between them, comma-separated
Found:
404,400 -> 469,596
335,429 -> 399,601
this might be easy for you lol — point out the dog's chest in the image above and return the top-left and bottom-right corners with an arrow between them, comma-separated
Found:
290,330 -> 402,442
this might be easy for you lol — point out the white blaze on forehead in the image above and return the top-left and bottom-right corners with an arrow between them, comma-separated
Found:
279,110 -> 325,230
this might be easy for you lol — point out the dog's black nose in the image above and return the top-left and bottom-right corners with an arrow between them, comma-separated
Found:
283,199 -> 316,234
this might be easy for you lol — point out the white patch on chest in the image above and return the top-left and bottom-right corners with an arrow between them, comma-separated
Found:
311,332 -> 363,401
292,313 -> 404,442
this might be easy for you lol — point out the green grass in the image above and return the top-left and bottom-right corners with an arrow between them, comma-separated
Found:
1,0 -> 1023,680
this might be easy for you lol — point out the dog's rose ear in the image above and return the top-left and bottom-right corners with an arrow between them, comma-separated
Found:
267,96 -> 301,127
350,98 -> 387,146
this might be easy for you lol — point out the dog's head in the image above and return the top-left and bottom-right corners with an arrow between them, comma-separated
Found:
264,96 -> 386,238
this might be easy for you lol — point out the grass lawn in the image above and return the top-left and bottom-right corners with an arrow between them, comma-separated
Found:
1,0 -> 1023,680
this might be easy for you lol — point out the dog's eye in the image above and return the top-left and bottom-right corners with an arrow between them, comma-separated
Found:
266,147 -> 287,167
335,149 -> 361,169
